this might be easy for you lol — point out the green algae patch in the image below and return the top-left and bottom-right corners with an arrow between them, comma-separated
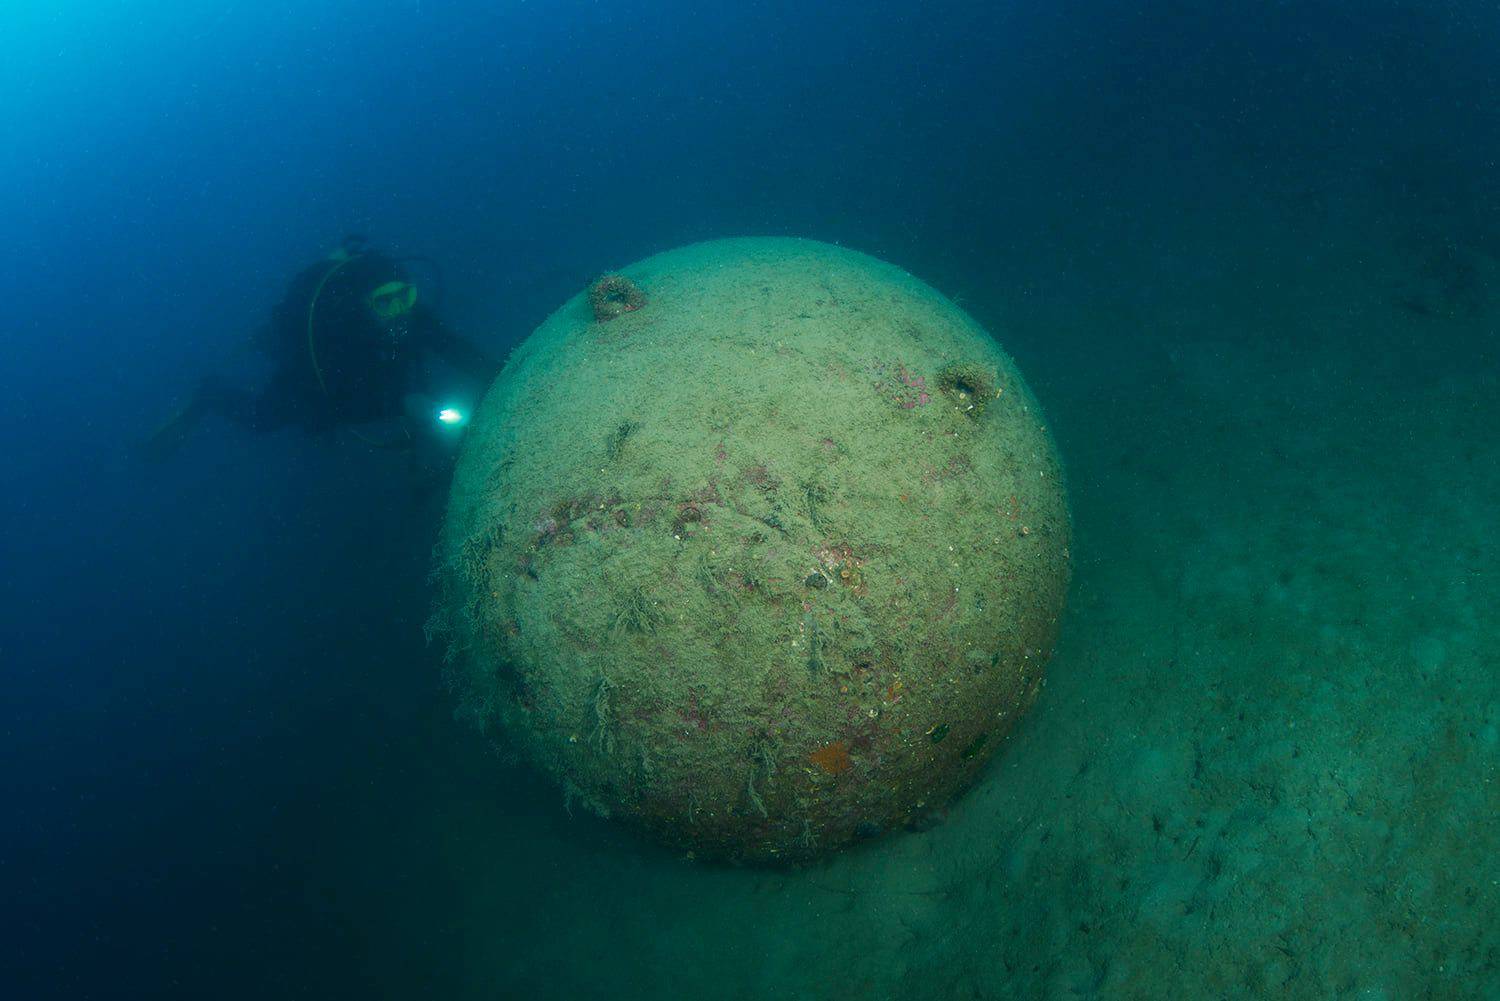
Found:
432,237 -> 1071,864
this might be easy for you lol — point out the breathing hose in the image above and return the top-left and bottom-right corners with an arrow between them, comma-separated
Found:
304,253 -> 413,450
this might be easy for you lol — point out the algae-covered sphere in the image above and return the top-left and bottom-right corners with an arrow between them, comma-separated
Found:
435,238 -> 1070,863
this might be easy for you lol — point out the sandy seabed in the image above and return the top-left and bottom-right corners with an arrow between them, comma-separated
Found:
389,185 -> 1497,1000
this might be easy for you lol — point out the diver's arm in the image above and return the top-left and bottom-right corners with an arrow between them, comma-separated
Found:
419,309 -> 501,384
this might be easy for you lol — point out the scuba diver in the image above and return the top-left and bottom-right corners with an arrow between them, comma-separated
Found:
143,236 -> 498,473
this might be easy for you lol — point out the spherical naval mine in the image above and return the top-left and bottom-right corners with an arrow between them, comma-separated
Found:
433,237 -> 1070,863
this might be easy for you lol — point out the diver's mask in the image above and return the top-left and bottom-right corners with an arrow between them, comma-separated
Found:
367,280 -> 418,355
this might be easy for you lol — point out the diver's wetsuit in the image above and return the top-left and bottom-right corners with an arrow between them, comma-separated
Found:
196,251 -> 495,435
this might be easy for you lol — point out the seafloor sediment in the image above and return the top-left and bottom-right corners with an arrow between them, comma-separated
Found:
414,195 -> 1497,998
